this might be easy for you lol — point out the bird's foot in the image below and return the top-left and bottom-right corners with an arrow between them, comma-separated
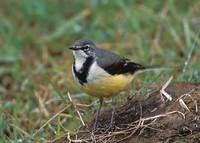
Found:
106,109 -> 116,132
92,113 -> 100,133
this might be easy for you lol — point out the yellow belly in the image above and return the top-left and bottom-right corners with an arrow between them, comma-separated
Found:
80,74 -> 134,98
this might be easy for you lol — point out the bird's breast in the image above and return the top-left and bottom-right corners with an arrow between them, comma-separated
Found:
80,74 -> 134,98
86,61 -> 110,82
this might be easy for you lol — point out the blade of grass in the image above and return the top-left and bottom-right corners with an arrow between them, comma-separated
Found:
182,31 -> 200,73
45,74 -> 68,104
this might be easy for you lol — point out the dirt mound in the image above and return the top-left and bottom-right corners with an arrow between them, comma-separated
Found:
54,82 -> 200,143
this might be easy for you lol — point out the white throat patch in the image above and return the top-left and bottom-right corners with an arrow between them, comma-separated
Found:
73,51 -> 87,71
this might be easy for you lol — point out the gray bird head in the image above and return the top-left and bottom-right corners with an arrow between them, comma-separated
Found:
69,39 -> 96,59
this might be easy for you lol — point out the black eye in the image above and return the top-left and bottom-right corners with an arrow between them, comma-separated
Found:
83,44 -> 90,51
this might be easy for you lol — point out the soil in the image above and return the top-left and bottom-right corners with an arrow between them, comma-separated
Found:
53,82 -> 200,143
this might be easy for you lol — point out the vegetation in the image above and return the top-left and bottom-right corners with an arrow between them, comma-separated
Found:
0,0 -> 199,142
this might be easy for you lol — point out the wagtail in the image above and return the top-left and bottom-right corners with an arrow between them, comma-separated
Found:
69,39 -> 165,129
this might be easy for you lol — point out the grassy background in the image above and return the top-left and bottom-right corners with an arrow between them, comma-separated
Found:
0,0 -> 200,142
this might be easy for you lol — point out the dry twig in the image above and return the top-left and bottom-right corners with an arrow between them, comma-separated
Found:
67,92 -> 85,126
65,110 -> 185,143
160,76 -> 173,101
33,105 -> 70,137
176,88 -> 198,112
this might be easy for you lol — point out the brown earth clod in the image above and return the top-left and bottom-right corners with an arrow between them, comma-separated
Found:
53,82 -> 200,143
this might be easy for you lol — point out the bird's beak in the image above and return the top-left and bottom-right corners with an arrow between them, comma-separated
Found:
69,46 -> 82,50
69,46 -> 76,50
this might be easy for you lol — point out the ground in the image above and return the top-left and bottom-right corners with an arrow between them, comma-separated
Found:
54,82 -> 200,143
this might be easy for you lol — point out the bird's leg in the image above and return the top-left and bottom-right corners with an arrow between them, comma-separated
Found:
108,96 -> 116,131
93,97 -> 103,132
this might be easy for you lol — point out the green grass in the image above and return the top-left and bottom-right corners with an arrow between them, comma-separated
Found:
0,0 -> 200,142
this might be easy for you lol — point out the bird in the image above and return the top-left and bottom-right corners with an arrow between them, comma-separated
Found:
69,39 -> 165,130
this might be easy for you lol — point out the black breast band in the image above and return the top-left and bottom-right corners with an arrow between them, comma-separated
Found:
73,57 -> 94,85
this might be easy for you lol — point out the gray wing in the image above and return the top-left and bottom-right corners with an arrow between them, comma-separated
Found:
94,48 -> 145,75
